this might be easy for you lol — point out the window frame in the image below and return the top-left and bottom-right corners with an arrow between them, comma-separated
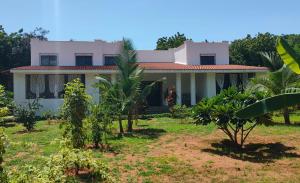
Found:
75,53 -> 93,66
200,54 -> 216,65
40,54 -> 58,66
103,54 -> 118,66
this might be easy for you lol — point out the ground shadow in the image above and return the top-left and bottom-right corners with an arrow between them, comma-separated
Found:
267,122 -> 300,127
202,139 -> 300,163
13,129 -> 47,134
0,122 -> 16,127
126,128 -> 167,139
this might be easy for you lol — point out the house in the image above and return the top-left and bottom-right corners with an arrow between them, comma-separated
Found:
11,39 -> 268,113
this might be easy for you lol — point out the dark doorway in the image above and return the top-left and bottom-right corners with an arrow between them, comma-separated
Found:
141,81 -> 162,106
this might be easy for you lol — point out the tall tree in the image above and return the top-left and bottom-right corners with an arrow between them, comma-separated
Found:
156,32 -> 191,50
229,33 -> 300,67
0,26 -> 48,89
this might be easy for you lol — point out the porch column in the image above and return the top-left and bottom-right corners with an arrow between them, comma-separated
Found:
190,73 -> 196,105
176,73 -> 182,105
111,73 -> 117,84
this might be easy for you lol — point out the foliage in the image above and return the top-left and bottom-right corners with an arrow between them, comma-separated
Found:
0,128 -> 8,183
229,33 -> 300,66
236,37 -> 300,121
0,107 -> 9,118
247,65 -> 300,124
87,104 -> 113,148
259,51 -> 283,71
156,32 -> 191,50
192,87 -> 271,146
97,38 -> 159,133
8,139 -> 115,183
95,76 -> 125,135
236,93 -> 300,119
14,100 -> 40,131
61,79 -> 90,148
0,26 -> 48,72
171,105 -> 190,122
0,85 -> 13,112
276,37 -> 300,74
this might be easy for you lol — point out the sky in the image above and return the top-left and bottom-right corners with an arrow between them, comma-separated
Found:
0,0 -> 300,49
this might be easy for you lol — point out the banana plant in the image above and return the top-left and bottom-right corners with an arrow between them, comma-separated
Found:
236,37 -> 300,119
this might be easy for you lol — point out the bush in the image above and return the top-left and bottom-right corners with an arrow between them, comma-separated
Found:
87,104 -> 113,149
171,105 -> 190,121
192,87 -> 271,147
61,79 -> 90,148
0,128 -> 8,183
14,100 -> 40,132
9,139 -> 115,183
0,107 -> 9,118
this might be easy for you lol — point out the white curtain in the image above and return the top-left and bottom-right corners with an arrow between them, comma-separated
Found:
30,75 -> 45,98
216,74 -> 224,89
242,73 -> 249,87
49,75 -> 64,98
230,74 -> 238,87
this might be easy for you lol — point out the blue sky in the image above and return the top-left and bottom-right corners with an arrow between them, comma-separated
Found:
1,0 -> 299,49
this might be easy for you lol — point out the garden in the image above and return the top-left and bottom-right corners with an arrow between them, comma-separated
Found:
0,37 -> 300,183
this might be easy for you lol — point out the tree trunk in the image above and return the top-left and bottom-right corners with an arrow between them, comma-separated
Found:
127,111 -> 133,133
283,107 -> 291,125
118,116 -> 124,135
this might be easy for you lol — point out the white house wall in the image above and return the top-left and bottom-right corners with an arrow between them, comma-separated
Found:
31,39 -> 229,66
185,41 -> 229,65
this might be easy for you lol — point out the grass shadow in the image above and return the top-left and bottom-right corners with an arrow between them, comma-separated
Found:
128,128 -> 167,139
268,122 -> 300,127
202,139 -> 300,163
13,129 -> 47,134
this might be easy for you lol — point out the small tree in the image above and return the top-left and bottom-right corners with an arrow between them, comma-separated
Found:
61,79 -> 90,148
171,105 -> 190,123
88,104 -> 113,149
14,100 -> 40,132
192,87 -> 271,147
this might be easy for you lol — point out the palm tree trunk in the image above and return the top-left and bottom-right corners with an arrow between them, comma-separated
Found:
118,116 -> 124,135
127,111 -> 133,133
283,107 -> 291,125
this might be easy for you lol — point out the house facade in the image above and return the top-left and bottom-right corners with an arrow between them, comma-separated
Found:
11,39 -> 268,113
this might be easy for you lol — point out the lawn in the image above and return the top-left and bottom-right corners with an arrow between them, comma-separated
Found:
2,115 -> 300,183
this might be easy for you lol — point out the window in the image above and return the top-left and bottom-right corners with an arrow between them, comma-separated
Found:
104,55 -> 118,66
76,55 -> 93,66
200,55 -> 215,65
40,55 -> 57,66
26,74 -> 85,99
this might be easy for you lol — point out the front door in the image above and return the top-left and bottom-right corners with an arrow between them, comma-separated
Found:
141,81 -> 162,106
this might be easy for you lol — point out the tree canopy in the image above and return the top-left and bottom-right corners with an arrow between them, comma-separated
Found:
0,25 -> 48,71
229,32 -> 300,67
156,32 -> 191,50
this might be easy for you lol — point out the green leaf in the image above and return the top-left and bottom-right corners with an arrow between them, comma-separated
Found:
236,93 -> 300,119
276,37 -> 300,74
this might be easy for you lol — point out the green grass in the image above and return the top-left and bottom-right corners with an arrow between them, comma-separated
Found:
2,114 -> 300,182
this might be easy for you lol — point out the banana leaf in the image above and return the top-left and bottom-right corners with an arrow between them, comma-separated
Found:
236,93 -> 300,119
276,37 -> 300,74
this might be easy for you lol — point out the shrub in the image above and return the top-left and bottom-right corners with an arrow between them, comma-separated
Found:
9,139 -> 115,183
171,105 -> 190,122
14,100 -> 40,132
0,107 -> 9,118
87,104 -> 113,149
61,79 -> 90,148
0,128 -> 8,183
192,87 -> 271,147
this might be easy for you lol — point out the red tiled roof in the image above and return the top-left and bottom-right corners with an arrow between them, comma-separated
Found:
11,62 -> 268,71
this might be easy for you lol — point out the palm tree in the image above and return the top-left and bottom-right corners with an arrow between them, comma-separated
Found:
248,66 -> 300,124
97,38 -> 160,133
260,52 -> 283,71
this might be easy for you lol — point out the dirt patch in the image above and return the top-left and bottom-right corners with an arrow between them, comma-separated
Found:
104,130 -> 300,183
